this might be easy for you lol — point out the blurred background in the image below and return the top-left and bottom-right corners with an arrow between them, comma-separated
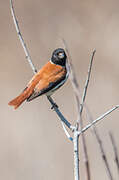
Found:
1,0 -> 119,179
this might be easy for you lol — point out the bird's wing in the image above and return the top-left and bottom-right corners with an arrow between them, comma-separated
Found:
27,63 -> 66,101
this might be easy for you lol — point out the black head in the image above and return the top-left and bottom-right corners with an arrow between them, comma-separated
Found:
51,48 -> 67,66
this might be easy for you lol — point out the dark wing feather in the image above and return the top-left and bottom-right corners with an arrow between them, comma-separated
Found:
27,74 -> 66,102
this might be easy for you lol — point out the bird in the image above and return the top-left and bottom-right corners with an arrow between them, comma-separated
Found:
8,48 -> 69,109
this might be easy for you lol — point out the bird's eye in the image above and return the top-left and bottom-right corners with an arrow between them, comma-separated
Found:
58,52 -> 64,59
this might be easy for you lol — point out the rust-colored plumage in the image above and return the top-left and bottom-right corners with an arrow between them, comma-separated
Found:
8,48 -> 68,109
8,62 -> 67,109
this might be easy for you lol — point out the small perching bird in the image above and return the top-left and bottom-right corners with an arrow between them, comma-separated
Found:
8,48 -> 69,109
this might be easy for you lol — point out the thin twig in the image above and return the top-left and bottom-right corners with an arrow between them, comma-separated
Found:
10,0 -> 73,141
47,96 -> 74,131
80,49 -> 113,180
109,132 -> 119,175
10,0 -> 37,74
62,39 -> 81,180
62,40 -> 96,180
86,106 -> 113,180
63,40 -> 92,180
79,105 -> 119,135
80,49 -> 96,115
61,121 -> 73,141
79,49 -> 96,180
81,47 -> 114,180
62,38 -> 81,129
10,2 -> 119,180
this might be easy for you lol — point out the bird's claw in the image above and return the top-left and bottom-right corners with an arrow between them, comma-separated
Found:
51,103 -> 58,109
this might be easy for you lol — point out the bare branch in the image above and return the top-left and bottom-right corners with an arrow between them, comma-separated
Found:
61,121 -> 73,141
79,105 -> 119,135
47,96 -> 74,131
86,106 -> 113,180
73,131 -> 80,180
10,0 -> 37,74
109,132 -> 119,175
10,0 -> 73,141
47,96 -> 74,141
62,39 -> 92,180
62,38 -> 81,129
79,49 -> 96,180
62,39 -> 80,180
10,2 -> 119,180
80,49 -> 96,115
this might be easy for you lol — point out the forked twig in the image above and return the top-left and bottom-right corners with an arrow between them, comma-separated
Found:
62,39 -> 82,180
63,38 -> 119,180
10,0 -> 119,138
10,0 -> 73,140
10,1 -> 119,180
62,39 -> 92,180
109,132 -> 119,175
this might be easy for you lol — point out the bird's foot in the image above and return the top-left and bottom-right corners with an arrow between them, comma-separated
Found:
51,102 -> 58,109
47,96 -> 58,109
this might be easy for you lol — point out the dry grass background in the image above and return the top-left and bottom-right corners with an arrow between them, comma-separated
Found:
0,0 -> 119,179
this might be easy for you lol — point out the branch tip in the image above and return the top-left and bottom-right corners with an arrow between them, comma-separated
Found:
79,105 -> 119,135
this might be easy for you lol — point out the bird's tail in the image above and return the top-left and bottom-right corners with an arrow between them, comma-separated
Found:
8,87 -> 32,109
